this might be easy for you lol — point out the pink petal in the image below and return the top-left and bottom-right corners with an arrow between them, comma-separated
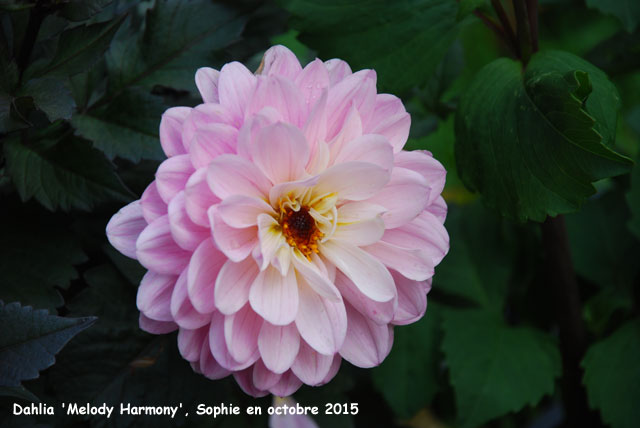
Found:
291,340 -> 334,386
252,122 -> 310,184
295,58 -> 330,115
258,322 -> 301,374
140,181 -> 167,224
224,304 -> 263,363
332,134 -> 394,170
295,280 -> 347,355
366,166 -> 430,229
291,253 -> 341,300
139,313 -> 177,334
209,206 -> 258,262
328,104 -> 362,161
253,359 -> 282,391
187,238 -> 226,314
257,213 -> 287,272
236,108 -> 282,160
178,326 -> 207,362
321,240 -> 395,302
106,200 -> 146,259
326,69 -> 376,140
195,67 -> 220,103
320,354 -> 342,386
269,370 -> 303,397
303,90 -> 329,174
246,75 -> 306,128
364,241 -> 433,281
199,333 -> 231,380
234,368 -> 269,397
207,154 -> 271,200
189,123 -> 238,169
136,215 -> 190,275
366,94 -> 410,152
218,62 -> 257,126
218,195 -> 275,228
332,216 -> 385,246
155,154 -> 194,204
394,150 -> 446,204
335,271 -> 396,325
167,191 -> 210,251
215,258 -> 259,315
339,302 -> 393,368
249,266 -> 299,326
171,269 -> 211,329
315,162 -> 389,202
159,107 -> 190,157
260,45 -> 303,80
428,195 -> 448,223
182,104 -> 235,149
209,311 -> 256,371
325,58 -> 352,85
136,270 -> 176,322
336,201 -> 387,223
393,272 -> 429,325
184,167 -> 220,227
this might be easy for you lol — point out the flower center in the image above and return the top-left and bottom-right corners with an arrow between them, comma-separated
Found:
282,207 -> 323,260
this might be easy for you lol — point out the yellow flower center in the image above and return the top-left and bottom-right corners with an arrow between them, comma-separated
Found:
281,207 -> 323,260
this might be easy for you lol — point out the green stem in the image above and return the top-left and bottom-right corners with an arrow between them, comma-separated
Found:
512,0 -> 531,63
525,0 -> 539,52
491,0 -> 520,58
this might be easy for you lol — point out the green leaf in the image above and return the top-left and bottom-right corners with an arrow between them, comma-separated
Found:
0,301 -> 96,387
59,0 -> 113,22
627,160 -> 640,240
582,319 -> 640,428
71,89 -> 165,162
586,0 -> 640,33
3,135 -> 133,211
457,0 -> 489,20
372,303 -> 442,418
433,203 -> 511,310
106,0 -> 245,93
26,15 -> 125,79
455,50 -> 633,221
19,77 -> 75,122
0,216 -> 87,311
280,0 -> 461,94
442,309 -> 561,428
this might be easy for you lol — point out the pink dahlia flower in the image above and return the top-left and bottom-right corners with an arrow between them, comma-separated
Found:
106,45 -> 449,397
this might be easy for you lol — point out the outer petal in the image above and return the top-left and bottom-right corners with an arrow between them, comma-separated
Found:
260,45 -> 303,80
200,334 -> 231,380
140,181 -> 166,224
295,58 -> 330,115
366,94 -> 411,152
184,167 -> 220,227
326,69 -> 376,140
207,154 -> 271,200
218,62 -> 257,126
189,123 -> 238,169
209,311 -> 256,371
321,240 -> 395,302
394,150 -> 446,204
136,271 -> 175,322
155,154 -> 194,204
195,67 -> 220,103
428,195 -> 448,223
139,313 -> 177,334
295,280 -> 347,355
339,302 -> 393,368
315,162 -> 389,202
178,326 -> 207,362
246,75 -> 306,128
334,271 -> 396,325
218,195 -> 275,228
187,238 -> 226,314
215,258 -> 259,315
332,134 -> 394,170
209,207 -> 258,262
159,107 -> 190,157
364,241 -> 433,281
136,215 -> 190,275
258,322 -> 301,374
252,122 -> 310,184
325,58 -> 352,85
291,340 -> 334,386
253,359 -> 282,391
224,304 -> 263,364
331,216 -> 385,246
167,191 -> 209,251
234,368 -> 269,397
106,200 -> 146,259
393,274 -> 429,326
171,269 -> 211,329
249,266 -> 299,326
268,370 -> 303,397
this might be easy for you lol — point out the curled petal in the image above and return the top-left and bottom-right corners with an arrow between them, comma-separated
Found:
339,302 -> 393,368
260,45 -> 302,80
140,181 -> 166,224
218,62 -> 257,126
393,274 -> 430,326
167,191 -> 209,251
249,266 -> 299,326
291,340 -> 334,386
394,150 -> 446,205
139,313 -> 177,335
178,326 -> 208,362
215,258 -> 259,315
335,271 -> 396,325
187,238 -> 226,314
209,207 -> 258,262
252,122 -> 310,184
171,269 -> 211,329
159,107 -> 190,157
107,200 -> 146,259
136,215 -> 190,275
195,67 -> 220,103
136,271 -> 175,322
207,154 -> 271,200
224,304 -> 263,364
155,155 -> 194,204
258,322 -> 300,374
268,370 -> 303,397
184,167 -> 220,227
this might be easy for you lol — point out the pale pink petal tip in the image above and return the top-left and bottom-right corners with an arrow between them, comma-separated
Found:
106,44 -> 449,397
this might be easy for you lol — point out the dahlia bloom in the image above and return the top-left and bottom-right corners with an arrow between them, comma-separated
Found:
106,45 -> 449,397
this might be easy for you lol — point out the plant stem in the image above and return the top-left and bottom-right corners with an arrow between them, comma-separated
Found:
525,0 -> 539,52
490,0 -> 520,58
541,216 -> 598,428
512,0 -> 531,63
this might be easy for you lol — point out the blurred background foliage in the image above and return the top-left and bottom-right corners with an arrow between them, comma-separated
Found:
0,0 -> 639,427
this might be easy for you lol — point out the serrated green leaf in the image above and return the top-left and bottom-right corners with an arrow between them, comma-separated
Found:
280,0 -> 461,94
3,135 -> 133,211
19,77 -> 75,122
586,0 -> 640,33
106,0 -> 245,93
26,15 -> 125,79
372,303 -> 442,418
582,320 -> 640,428
0,216 -> 87,311
0,301 -> 96,387
71,89 -> 165,162
442,309 -> 561,428
455,50 -> 633,221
